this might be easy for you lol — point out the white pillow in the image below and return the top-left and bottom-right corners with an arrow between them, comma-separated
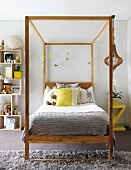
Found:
44,86 -> 51,94
80,86 -> 95,104
43,86 -> 54,105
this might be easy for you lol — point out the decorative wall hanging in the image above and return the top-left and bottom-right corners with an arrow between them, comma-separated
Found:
104,17 -> 123,71
54,64 -> 58,67
40,56 -> 45,61
6,35 -> 23,50
50,52 -> 52,59
65,52 -> 69,60
104,43 -> 123,71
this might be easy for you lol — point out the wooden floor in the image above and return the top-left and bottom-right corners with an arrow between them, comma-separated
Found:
0,128 -> 131,151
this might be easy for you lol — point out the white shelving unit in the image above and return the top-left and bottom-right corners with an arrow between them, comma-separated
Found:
0,49 -> 23,130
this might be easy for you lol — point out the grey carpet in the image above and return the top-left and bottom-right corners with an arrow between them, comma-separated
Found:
0,150 -> 131,170
0,128 -> 131,151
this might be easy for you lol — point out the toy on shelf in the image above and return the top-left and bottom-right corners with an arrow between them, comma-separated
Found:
0,101 -> 4,115
14,105 -> 22,115
1,83 -> 12,94
0,40 -> 4,49
14,106 -> 18,115
3,102 -> 11,115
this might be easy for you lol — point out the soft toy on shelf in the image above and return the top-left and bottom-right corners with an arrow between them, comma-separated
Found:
3,102 -> 11,115
0,40 -> 4,49
0,101 -> 4,115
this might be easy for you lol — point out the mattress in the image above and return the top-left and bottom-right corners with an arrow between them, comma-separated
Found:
22,103 -> 109,140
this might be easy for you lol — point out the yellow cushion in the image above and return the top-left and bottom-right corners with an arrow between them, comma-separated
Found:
54,88 -> 79,106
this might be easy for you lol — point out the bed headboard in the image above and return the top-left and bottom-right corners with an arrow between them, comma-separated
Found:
45,82 -> 93,90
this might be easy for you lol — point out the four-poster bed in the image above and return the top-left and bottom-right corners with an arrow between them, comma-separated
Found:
25,16 -> 113,160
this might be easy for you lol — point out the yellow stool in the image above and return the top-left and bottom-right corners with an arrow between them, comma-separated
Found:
113,104 -> 126,131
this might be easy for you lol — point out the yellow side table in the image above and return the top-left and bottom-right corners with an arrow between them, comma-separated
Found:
113,104 -> 126,131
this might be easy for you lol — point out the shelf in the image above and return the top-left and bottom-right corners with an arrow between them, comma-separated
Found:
0,127 -> 21,130
0,115 -> 21,117
0,93 -> 21,96
0,49 -> 23,131
0,49 -> 21,52
0,78 -> 22,80
0,63 -> 22,65
113,125 -> 126,131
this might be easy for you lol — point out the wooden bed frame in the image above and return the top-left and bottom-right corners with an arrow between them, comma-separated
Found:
25,16 -> 113,160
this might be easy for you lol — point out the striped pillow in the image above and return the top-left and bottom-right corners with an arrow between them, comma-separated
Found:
56,83 -> 79,88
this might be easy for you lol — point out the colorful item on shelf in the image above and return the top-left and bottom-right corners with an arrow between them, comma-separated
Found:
14,71 -> 22,78
14,65 -> 22,78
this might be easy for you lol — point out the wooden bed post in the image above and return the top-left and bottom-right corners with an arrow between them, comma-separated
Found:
108,16 -> 113,160
25,16 -> 30,160
91,44 -> 94,87
43,44 -> 46,93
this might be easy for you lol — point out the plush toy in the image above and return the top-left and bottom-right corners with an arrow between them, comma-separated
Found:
51,95 -> 57,100
0,40 -> 4,49
14,106 -> 18,115
3,102 -> 11,115
46,95 -> 57,106
0,110 -> 4,115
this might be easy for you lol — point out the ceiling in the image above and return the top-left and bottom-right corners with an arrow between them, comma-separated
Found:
0,0 -> 131,20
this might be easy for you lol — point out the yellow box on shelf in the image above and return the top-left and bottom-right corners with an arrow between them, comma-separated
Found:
14,71 -> 22,78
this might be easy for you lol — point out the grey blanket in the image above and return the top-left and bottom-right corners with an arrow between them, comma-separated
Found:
22,110 -> 108,141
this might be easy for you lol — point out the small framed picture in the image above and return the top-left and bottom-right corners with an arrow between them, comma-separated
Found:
11,86 -> 20,94
5,67 -> 12,78
4,54 -> 13,63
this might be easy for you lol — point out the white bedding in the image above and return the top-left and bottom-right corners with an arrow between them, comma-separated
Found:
36,103 -> 106,113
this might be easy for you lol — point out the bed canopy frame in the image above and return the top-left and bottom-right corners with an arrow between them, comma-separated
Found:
25,16 -> 113,160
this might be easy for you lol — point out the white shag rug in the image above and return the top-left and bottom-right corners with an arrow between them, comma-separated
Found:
0,150 -> 131,170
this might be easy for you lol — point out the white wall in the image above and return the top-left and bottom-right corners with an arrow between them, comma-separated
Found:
0,20 -> 129,126
127,17 -> 131,127
113,21 -> 129,125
